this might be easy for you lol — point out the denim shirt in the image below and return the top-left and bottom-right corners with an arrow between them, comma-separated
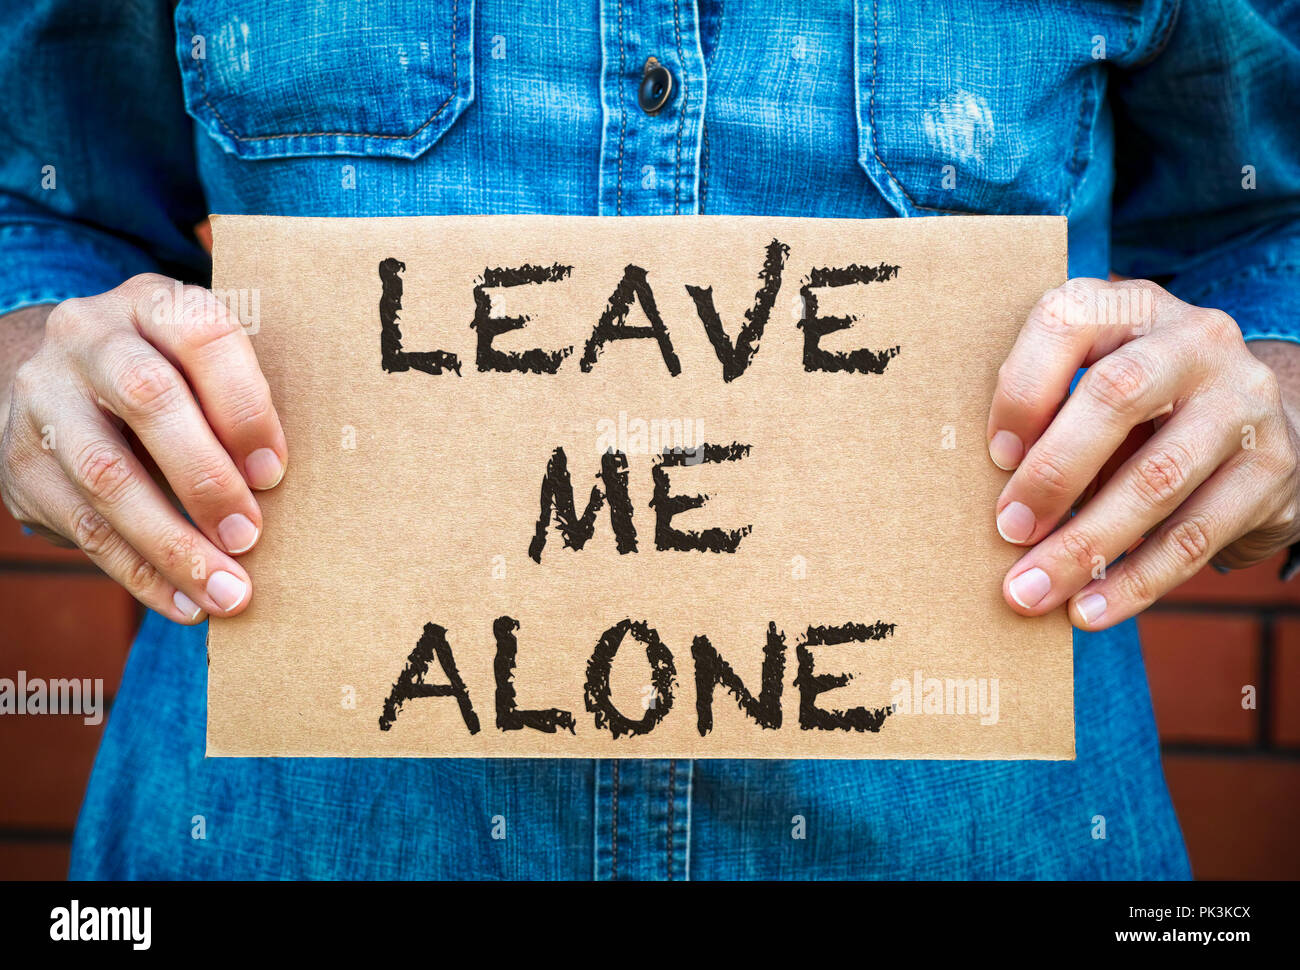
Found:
2,0 -> 1297,879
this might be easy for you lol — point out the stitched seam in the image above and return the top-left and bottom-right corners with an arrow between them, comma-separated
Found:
868,0 -> 920,210
867,0 -> 960,214
672,0 -> 686,215
700,120 -> 710,213
1132,0 -> 1182,67
699,0 -> 723,214
189,0 -> 460,143
616,0 -> 627,216
611,759 -> 620,880
1060,68 -> 1101,215
667,760 -> 676,880
682,760 -> 693,880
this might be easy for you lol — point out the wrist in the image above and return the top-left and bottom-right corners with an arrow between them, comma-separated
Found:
0,304 -> 54,434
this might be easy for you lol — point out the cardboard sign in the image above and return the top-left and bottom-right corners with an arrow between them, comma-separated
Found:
207,214 -> 1073,759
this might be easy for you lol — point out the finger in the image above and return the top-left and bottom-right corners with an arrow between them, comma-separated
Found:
987,278 -> 1161,471
1073,422 -> 1153,513
126,276 -> 286,490
50,408 -> 253,616
1065,459 -> 1270,630
995,331 -> 1202,547
41,475 -> 208,624
76,332 -> 263,557
1001,405 -> 1241,615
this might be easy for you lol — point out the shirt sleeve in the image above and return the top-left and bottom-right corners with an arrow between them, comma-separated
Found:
0,0 -> 209,317
1110,0 -> 1300,345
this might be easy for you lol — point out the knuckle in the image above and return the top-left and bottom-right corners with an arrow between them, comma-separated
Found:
1132,443 -> 1192,507
74,442 -> 134,505
155,526 -> 197,573
1116,563 -> 1157,608
1256,442 -> 1297,483
123,556 -> 162,598
1244,362 -> 1282,409
223,390 -> 273,438
1084,354 -> 1149,413
44,298 -> 90,340
1021,450 -> 1072,500
187,460 -> 239,503
1283,443 -> 1299,480
117,356 -> 181,417
1031,290 -> 1081,336
1195,308 -> 1240,345
1265,437 -> 1300,479
123,272 -> 170,294
9,358 -> 41,404
1034,279 -> 1104,331
176,290 -> 240,353
0,478 -> 30,525
1167,515 -> 1213,568
1274,499 -> 1300,534
69,504 -> 115,557
996,370 -> 1042,414
1058,527 -> 1102,575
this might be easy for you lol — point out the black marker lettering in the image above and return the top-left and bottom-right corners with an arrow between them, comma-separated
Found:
493,616 -> 576,734
584,619 -> 676,738
686,238 -> 789,382
379,622 -> 480,733
651,442 -> 753,553
580,264 -> 681,375
472,263 -> 574,374
529,447 -> 636,563
798,262 -> 901,374
794,621 -> 896,731
692,622 -> 786,735
378,258 -> 463,376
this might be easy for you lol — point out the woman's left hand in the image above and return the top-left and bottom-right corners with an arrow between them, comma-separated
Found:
987,277 -> 1300,631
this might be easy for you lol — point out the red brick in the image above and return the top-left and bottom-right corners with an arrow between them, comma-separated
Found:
1161,552 -> 1300,606
0,842 -> 70,880
0,574 -> 136,691
1272,620 -> 1300,748
1163,756 -> 1300,879
0,714 -> 102,829
0,510 -> 93,565
1139,613 -> 1259,744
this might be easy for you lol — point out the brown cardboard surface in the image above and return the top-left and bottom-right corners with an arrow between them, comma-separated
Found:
207,214 -> 1073,758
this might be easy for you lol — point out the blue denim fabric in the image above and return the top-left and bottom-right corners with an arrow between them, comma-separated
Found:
2,0 -> 1298,879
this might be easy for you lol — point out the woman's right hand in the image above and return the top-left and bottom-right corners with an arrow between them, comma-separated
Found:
0,274 -> 287,623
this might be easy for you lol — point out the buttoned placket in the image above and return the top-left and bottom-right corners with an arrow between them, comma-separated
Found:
592,0 -> 704,881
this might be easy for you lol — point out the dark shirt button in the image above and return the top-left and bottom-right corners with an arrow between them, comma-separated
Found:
638,57 -> 673,115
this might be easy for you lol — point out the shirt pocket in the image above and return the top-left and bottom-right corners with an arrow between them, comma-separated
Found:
853,0 -> 1107,216
174,0 -> 474,160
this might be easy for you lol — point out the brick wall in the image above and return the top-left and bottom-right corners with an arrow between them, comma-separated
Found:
0,515 -> 136,878
1141,558 -> 1300,879
1,511 -> 1297,879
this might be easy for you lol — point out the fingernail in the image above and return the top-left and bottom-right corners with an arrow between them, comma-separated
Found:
246,448 -> 284,490
988,430 -> 1024,471
996,501 -> 1036,543
1075,592 -> 1107,626
207,570 -> 248,612
1008,567 -> 1051,609
218,513 -> 260,554
173,590 -> 204,622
